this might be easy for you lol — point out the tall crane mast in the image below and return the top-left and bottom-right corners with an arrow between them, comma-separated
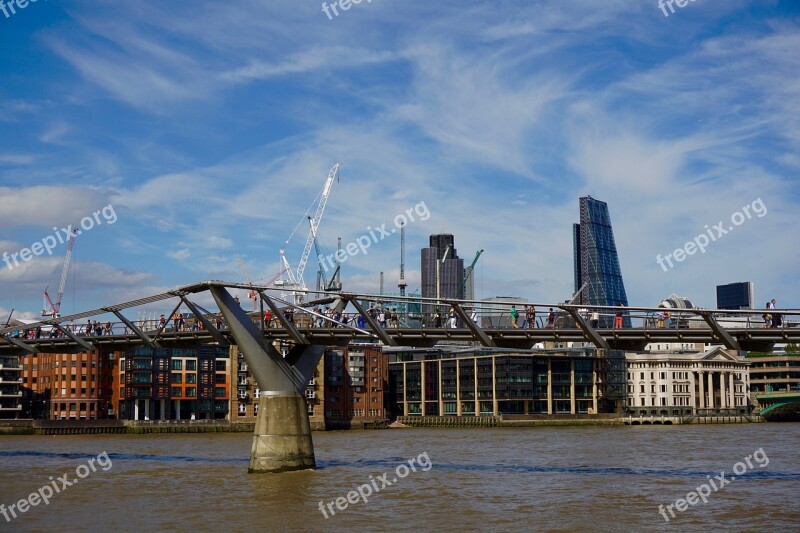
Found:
295,162 -> 340,288
461,249 -> 484,299
398,223 -> 407,297
42,229 -> 77,317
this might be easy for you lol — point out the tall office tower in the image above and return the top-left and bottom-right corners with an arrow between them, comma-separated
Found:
573,196 -> 630,327
421,234 -> 465,319
716,282 -> 754,310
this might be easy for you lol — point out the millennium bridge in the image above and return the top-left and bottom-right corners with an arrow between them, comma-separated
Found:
2,281 -> 798,472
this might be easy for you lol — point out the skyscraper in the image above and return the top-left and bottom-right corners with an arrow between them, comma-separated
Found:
573,196 -> 630,327
421,234 -> 464,319
716,282 -> 754,310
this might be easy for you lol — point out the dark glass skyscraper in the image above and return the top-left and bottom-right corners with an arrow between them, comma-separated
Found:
421,234 -> 464,319
573,196 -> 630,327
716,282 -> 754,310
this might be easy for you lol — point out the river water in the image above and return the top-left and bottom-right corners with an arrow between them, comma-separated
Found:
1,424 -> 799,532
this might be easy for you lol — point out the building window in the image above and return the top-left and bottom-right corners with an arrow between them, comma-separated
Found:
186,387 -> 196,398
186,360 -> 197,371
171,373 -> 182,383
172,360 -> 183,371
215,374 -> 226,384
171,387 -> 181,396
215,360 -> 227,372
214,387 -> 226,397
186,373 -> 197,384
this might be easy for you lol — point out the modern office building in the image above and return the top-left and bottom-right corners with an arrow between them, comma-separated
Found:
421,234 -> 464,319
625,347 -> 751,416
716,281 -> 754,310
748,353 -> 800,395
20,352 -> 117,420
387,347 -> 627,417
118,346 -> 230,420
573,196 -> 630,327
0,354 -> 23,419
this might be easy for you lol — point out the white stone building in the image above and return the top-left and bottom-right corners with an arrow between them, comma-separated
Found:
625,347 -> 750,416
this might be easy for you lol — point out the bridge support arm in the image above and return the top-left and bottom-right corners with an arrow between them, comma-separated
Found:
448,302 -> 496,347
181,298 -> 229,346
562,308 -> 611,350
697,311 -> 741,351
2,335 -> 37,354
348,298 -> 397,346
52,323 -> 95,352
109,310 -> 159,348
258,291 -> 309,345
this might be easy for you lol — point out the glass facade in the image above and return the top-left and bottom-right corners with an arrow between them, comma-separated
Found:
574,196 -> 630,327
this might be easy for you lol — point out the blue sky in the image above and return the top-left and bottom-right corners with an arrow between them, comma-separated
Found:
1,0 -> 799,320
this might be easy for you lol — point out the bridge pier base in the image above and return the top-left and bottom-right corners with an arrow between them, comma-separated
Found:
250,393 -> 315,473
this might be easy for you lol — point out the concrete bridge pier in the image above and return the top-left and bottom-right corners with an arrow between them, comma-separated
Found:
209,286 -> 324,473
250,392 -> 316,473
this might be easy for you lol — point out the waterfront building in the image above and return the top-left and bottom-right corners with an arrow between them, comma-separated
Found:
233,344 -> 388,429
624,347 -> 751,416
573,196 -> 630,327
748,352 -> 800,395
117,346 -> 230,420
421,234 -> 464,320
387,347 -> 627,417
0,353 -> 22,419
716,281 -> 754,310
20,352 -> 117,420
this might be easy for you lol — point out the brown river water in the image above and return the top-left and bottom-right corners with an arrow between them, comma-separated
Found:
1,424 -> 799,532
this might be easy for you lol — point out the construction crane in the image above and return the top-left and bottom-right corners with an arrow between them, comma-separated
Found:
42,229 -> 77,317
4,309 -> 13,327
278,162 -> 340,301
309,217 -> 342,292
568,281 -> 589,305
461,249 -> 484,299
398,223 -> 407,296
237,258 -> 259,311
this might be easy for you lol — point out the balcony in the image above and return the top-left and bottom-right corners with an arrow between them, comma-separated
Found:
0,404 -> 22,411
0,391 -> 23,398
0,377 -> 23,384
0,364 -> 23,371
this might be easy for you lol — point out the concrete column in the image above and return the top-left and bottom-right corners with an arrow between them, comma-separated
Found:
473,358 -> 478,416
592,360 -> 598,415
492,356 -> 498,416
570,359 -> 576,415
250,393 -> 315,473
720,373 -> 727,409
439,360 -> 444,417
420,362 -> 426,416
547,358 -> 553,415
402,363 -> 408,416
729,372 -> 735,408
707,372 -> 714,409
688,370 -> 696,413
698,371 -> 705,410
456,360 -> 462,416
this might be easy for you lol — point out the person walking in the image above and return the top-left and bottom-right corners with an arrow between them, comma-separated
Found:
546,308 -> 555,329
770,299 -> 781,328
590,310 -> 599,328
510,305 -> 519,328
526,306 -> 536,329
614,303 -> 624,329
